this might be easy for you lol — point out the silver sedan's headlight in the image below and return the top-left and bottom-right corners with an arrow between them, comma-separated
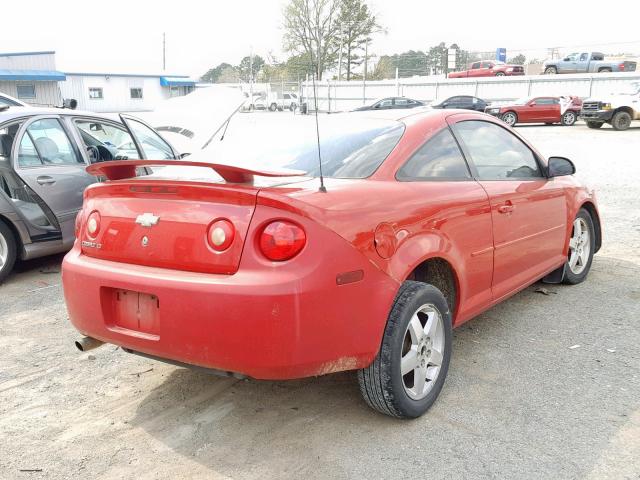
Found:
488,108 -> 501,113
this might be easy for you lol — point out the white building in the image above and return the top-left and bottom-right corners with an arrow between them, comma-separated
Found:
0,51 -> 195,112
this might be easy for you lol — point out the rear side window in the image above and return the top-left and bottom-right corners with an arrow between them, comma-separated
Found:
397,128 -> 470,180
18,118 -> 83,167
453,121 -> 542,180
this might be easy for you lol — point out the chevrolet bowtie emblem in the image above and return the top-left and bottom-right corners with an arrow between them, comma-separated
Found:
135,213 -> 160,228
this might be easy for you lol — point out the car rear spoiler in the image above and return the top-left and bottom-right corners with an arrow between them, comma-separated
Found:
86,160 -> 306,184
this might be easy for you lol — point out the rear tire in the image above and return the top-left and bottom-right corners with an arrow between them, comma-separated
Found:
598,68 -> 612,73
586,121 -> 603,129
561,110 -> 577,126
0,220 -> 18,283
544,66 -> 557,74
269,103 -> 278,112
502,111 -> 518,126
563,208 -> 595,285
611,111 -> 632,131
358,281 -> 452,418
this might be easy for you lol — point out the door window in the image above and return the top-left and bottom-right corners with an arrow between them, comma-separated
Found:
395,98 -> 409,106
453,121 -> 542,180
471,62 -> 481,69
397,128 -> 471,180
534,98 -> 555,105
377,99 -> 393,108
579,53 -> 589,61
18,119 -> 83,167
75,119 -> 141,161
126,119 -> 175,159
481,62 -> 493,69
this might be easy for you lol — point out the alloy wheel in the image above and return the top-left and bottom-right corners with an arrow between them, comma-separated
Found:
0,233 -> 7,268
568,217 -> 591,275
401,304 -> 445,400
503,112 -> 517,126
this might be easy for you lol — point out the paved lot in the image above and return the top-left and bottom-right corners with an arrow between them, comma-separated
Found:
1,115 -> 639,479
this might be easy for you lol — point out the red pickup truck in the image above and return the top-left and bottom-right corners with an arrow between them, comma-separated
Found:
449,61 -> 525,78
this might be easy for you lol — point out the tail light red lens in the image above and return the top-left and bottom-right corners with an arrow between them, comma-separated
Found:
207,219 -> 235,252
259,221 -> 306,261
86,211 -> 100,238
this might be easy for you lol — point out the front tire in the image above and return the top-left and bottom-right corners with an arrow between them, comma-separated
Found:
544,66 -> 557,74
562,110 -> 577,126
358,281 -> 452,418
0,220 -> 18,283
563,208 -> 595,285
495,72 -> 505,77
269,103 -> 278,112
611,111 -> 632,131
586,121 -> 603,129
502,111 -> 518,126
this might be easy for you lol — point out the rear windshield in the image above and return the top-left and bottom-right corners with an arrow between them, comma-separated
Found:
183,116 -> 405,179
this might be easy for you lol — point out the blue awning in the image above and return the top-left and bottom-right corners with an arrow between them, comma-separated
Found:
160,76 -> 196,87
0,69 -> 66,81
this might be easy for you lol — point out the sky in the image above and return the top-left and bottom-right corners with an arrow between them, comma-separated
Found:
1,0 -> 639,77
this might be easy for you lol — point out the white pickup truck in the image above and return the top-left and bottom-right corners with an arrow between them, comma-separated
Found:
580,81 -> 640,130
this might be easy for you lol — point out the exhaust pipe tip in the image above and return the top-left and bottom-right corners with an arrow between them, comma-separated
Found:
75,336 -> 104,352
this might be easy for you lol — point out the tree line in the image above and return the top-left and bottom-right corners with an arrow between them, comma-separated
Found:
201,0 -> 530,83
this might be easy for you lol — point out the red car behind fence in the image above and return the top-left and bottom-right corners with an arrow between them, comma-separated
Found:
448,61 -> 525,78
485,96 -> 583,126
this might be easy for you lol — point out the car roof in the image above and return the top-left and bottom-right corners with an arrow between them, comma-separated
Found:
0,106 -> 121,123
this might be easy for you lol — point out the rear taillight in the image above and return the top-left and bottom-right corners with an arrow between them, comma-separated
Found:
259,220 -> 306,261
619,63 -> 625,71
86,211 -> 101,238
207,219 -> 235,252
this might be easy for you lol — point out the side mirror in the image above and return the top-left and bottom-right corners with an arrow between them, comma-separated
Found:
563,57 -> 570,61
374,104 -> 381,109
548,156 -> 575,177
529,102 -> 536,107
63,98 -> 77,109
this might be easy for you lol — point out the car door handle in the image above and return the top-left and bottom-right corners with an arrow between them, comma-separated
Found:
36,176 -> 56,185
497,201 -> 515,214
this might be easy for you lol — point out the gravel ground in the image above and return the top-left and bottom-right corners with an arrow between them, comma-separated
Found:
1,116 -> 639,480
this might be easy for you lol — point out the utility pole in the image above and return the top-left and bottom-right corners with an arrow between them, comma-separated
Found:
249,47 -> 253,104
162,32 -> 166,71
362,40 -> 368,105
337,25 -> 344,82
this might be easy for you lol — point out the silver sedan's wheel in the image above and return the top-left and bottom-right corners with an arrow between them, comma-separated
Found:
568,217 -> 591,275
502,112 -> 517,126
0,233 -> 8,268
401,304 -> 445,400
0,220 -> 18,283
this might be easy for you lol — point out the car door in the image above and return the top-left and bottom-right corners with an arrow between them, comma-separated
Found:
450,118 -> 567,301
120,114 -> 179,159
395,125 -> 494,321
12,116 -> 96,242
534,98 -> 560,122
467,62 -> 482,77
560,53 -> 579,73
575,53 -> 590,73
457,96 -> 475,110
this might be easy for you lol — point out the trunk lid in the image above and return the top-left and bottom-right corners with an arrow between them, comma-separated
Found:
80,181 -> 258,274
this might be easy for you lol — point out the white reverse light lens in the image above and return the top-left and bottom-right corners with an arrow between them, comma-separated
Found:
87,217 -> 98,235
210,227 -> 226,246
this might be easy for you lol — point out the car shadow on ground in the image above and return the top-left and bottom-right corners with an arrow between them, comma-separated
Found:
128,255 -> 640,478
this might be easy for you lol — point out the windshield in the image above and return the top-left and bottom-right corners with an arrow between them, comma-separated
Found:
182,116 -> 405,180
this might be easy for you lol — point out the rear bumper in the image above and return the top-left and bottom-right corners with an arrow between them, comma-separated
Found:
580,110 -> 613,122
62,228 -> 399,380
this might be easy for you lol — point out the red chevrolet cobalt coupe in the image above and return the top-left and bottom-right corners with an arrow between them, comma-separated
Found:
63,110 -> 601,418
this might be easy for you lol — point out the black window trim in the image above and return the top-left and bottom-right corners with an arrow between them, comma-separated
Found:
395,126 -> 474,182
449,119 -> 548,181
